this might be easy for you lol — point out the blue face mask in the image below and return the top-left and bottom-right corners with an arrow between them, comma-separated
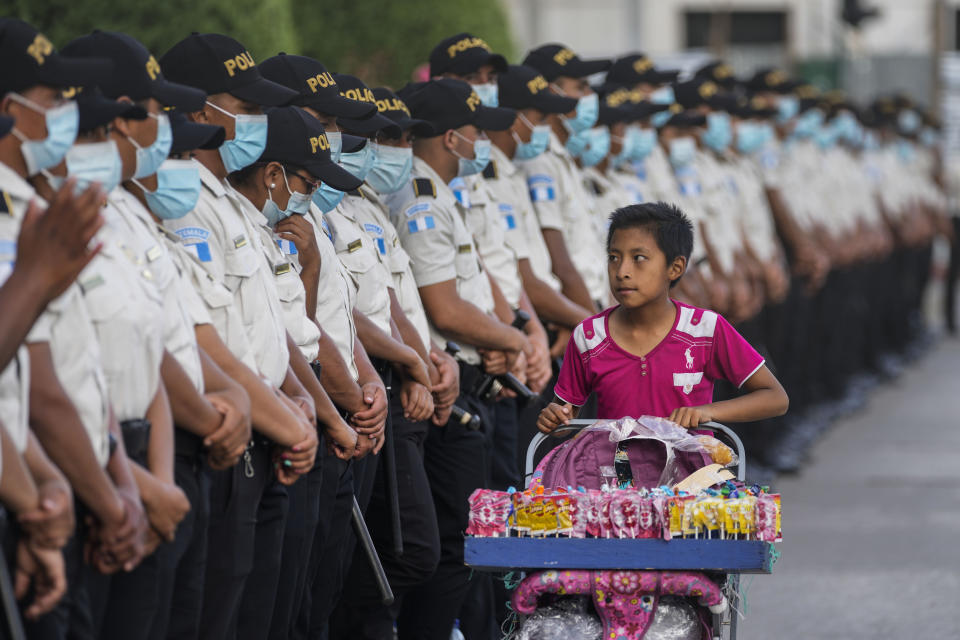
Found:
898,109 -> 920,134
777,96 -> 799,123
312,182 -> 344,213
367,142 -> 412,194
736,121 -> 766,155
668,136 -> 696,168
896,139 -> 915,164
579,127 -> 610,168
920,127 -> 938,148
792,108 -> 823,140
611,126 -> 638,167
862,130 -> 880,151
132,159 -> 201,220
565,128 -> 590,157
649,87 -> 675,128
702,112 -> 732,153
208,101 -> 267,173
513,113 -> 550,161
631,127 -> 657,162
561,92 -> 599,135
128,113 -> 172,179
814,123 -> 838,150
9,94 -> 79,177
340,143 -> 376,181
831,112 -> 859,145
45,140 -> 123,194
262,166 -> 312,226
452,131 -> 491,177
473,83 -> 498,108
326,130 -> 343,163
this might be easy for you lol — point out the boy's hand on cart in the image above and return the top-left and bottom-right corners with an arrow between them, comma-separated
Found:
537,401 -> 574,435
668,405 -> 714,429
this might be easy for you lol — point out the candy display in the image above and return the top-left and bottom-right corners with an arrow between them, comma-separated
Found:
466,482 -> 782,541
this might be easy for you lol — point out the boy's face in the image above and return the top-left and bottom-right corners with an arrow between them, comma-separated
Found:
607,226 -> 684,308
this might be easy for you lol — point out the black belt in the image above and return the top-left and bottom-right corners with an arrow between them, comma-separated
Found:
119,418 -> 151,466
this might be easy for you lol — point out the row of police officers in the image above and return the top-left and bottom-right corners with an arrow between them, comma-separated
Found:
0,18 -> 947,640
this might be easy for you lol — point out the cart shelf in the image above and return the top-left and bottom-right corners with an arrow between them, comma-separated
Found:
464,537 -> 776,574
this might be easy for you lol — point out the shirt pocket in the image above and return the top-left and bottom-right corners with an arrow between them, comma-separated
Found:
221,242 -> 258,293
453,232 -> 480,280
274,267 -> 303,304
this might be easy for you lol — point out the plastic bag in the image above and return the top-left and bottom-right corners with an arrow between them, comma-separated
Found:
590,416 -> 738,486
515,596 -> 602,640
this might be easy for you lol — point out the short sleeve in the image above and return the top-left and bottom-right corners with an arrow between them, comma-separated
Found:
706,314 -> 765,388
553,332 -> 590,407
394,201 -> 457,287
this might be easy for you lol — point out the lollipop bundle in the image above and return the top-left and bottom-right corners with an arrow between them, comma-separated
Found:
467,482 -> 781,542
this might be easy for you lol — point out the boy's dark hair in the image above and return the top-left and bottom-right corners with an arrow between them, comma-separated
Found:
607,202 -> 694,286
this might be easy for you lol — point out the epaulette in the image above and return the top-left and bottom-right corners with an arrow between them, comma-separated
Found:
412,178 -> 436,198
0,191 -> 11,215
482,161 -> 498,179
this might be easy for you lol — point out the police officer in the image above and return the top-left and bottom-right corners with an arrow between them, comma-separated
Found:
380,77 -> 529,640
519,44 -> 611,310
0,19 -> 151,638
159,32 -> 320,639
256,52 -> 390,639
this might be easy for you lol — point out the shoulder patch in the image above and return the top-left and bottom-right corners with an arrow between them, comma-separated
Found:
498,202 -> 517,230
527,174 -> 556,202
174,227 -> 213,262
482,161 -> 498,179
412,178 -> 436,198
572,316 -> 607,354
407,216 -> 436,234
405,202 -> 431,217
676,307 -> 718,339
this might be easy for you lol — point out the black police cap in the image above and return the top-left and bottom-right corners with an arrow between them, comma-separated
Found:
333,74 -> 401,138
693,60 -> 737,89
73,86 -> 147,133
260,106 -> 361,191
0,19 -> 112,95
62,31 -> 205,111
598,85 -> 670,122
497,64 -> 577,114
259,54 -> 375,120
658,104 -> 705,130
402,78 -> 516,136
673,78 -> 738,112
160,33 -> 297,107
429,33 -> 508,77
522,44 -> 610,82
169,111 -> 225,153
606,53 -> 678,86
371,88 -> 434,138
744,68 -> 797,94
731,94 -> 776,120
597,104 -> 635,127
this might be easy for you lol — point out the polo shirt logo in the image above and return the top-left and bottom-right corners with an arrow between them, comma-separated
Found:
684,347 -> 694,370
223,51 -> 256,77
673,372 -> 703,395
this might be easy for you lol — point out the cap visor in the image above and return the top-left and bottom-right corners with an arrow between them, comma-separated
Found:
644,70 -> 679,85
567,58 -> 612,78
0,116 -> 13,139
406,118 -> 435,137
307,159 -> 363,192
78,99 -> 147,132
665,113 -> 706,128
533,92 -> 578,114
341,133 -> 368,154
307,94 -> 377,120
473,105 -> 517,131
40,54 -> 113,89
171,121 -> 225,153
152,79 -> 207,112
230,77 -> 299,107
631,103 -> 671,119
340,112 -> 401,138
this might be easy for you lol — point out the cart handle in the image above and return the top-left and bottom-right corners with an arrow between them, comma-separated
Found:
523,420 -> 746,489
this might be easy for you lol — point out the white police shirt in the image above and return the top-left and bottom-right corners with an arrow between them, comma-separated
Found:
348,186 -> 432,353
383,156 -> 494,365
0,162 -> 111,465
516,129 -> 608,303
164,163 -> 289,387
235,195 -> 321,363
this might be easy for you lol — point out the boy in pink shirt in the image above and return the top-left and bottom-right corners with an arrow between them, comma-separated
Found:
538,202 -> 788,432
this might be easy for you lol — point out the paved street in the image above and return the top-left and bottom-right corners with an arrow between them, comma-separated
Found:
737,338 -> 960,639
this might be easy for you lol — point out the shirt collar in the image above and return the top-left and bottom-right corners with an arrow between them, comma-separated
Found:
197,162 -> 227,198
489,144 -> 518,177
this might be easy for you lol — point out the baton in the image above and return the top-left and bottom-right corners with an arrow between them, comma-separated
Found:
381,371 -> 403,557
351,496 -> 395,606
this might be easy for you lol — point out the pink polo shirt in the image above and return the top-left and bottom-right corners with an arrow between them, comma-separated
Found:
554,301 -> 764,420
